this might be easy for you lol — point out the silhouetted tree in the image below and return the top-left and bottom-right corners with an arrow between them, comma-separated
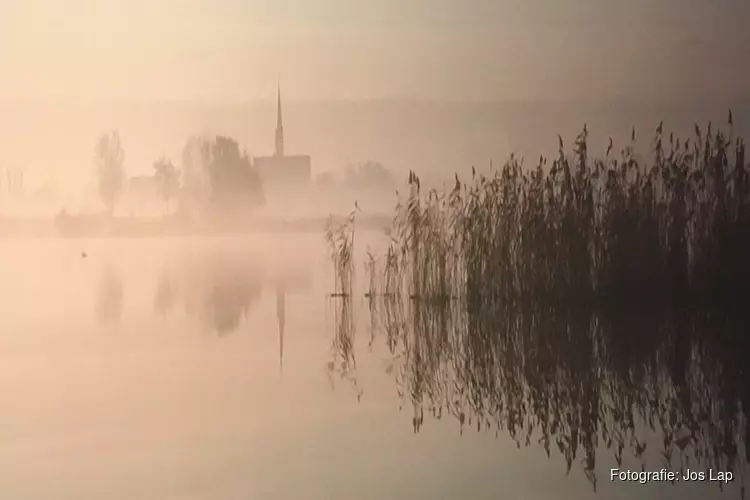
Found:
153,157 -> 180,214
344,161 -> 395,191
180,136 -> 212,217
94,131 -> 125,214
179,135 -> 264,218
207,136 -> 265,214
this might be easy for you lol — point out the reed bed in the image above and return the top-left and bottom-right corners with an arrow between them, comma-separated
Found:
322,114 -> 750,494
324,207 -> 363,398
362,114 -> 749,311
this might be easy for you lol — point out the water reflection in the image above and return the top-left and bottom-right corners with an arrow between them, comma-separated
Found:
326,296 -> 361,400
95,266 -> 123,325
136,251 -> 308,339
153,267 -> 179,316
86,245 -> 750,497
201,260 -> 264,335
277,282 -> 286,375
337,297 -> 750,497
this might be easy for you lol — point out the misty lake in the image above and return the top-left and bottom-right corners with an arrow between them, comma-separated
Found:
1,233 -> 747,500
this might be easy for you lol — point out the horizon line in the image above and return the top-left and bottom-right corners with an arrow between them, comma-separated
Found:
1,95 -> 745,107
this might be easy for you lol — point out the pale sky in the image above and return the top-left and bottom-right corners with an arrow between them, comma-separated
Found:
1,0 -> 749,102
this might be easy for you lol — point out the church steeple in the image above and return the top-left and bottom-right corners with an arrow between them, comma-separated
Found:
275,83 -> 284,157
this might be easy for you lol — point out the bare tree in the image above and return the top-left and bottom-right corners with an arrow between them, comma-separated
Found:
95,131 -> 125,214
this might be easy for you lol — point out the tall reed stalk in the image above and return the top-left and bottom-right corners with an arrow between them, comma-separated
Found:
324,206 -> 359,297
367,114 -> 750,311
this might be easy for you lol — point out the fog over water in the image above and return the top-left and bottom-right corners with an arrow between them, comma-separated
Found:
2,1 -> 750,498
0,234 -> 745,499
2,98 -> 749,219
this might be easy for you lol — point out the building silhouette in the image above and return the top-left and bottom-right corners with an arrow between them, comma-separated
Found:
254,86 -> 311,192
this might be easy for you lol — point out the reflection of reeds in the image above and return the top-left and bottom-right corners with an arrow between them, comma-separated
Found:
325,294 -> 361,400
364,248 -> 376,299
351,297 -> 749,494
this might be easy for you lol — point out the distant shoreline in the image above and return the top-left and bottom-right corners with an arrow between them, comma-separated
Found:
0,213 -> 390,238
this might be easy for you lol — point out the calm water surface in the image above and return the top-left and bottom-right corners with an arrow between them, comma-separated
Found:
0,235 -> 746,499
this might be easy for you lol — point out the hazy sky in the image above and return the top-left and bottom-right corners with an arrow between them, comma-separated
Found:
1,0 -> 749,102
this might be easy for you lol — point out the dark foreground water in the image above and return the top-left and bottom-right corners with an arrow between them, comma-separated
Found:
0,235 -> 746,500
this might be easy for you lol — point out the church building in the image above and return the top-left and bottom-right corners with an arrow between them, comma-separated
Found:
254,87 -> 311,191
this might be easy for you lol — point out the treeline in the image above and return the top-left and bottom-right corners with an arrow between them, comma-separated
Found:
315,161 -> 396,192
94,131 -> 265,218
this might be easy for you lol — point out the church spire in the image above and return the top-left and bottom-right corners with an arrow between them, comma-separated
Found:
275,83 -> 284,157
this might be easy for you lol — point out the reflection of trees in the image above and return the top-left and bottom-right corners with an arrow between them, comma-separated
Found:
276,283 -> 286,374
96,267 -> 123,324
152,253 -> 309,337
338,298 -> 749,495
150,256 -> 266,335
154,267 -> 179,316
183,258 -> 264,335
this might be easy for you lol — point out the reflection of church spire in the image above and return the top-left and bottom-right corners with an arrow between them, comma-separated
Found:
276,283 -> 286,376
275,83 -> 284,157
